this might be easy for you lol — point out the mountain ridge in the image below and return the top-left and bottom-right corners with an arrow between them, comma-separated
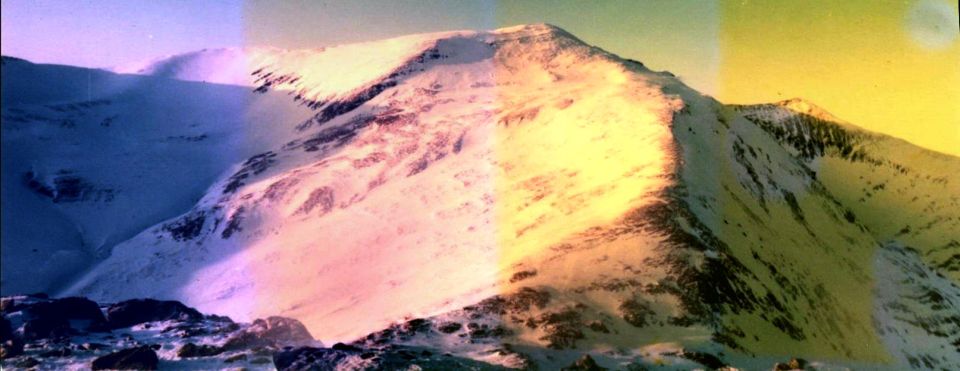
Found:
3,24 -> 958,370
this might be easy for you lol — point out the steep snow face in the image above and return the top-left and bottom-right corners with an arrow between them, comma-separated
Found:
737,101 -> 960,281
65,24 -> 681,343
663,94 -> 891,361
324,73 -> 958,369
0,57 -> 315,295
365,78 -> 907,368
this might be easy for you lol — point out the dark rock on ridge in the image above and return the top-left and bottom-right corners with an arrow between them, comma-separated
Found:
177,342 -> 225,358
561,354 -> 607,371
105,298 -> 202,329
222,316 -> 313,350
21,297 -> 106,339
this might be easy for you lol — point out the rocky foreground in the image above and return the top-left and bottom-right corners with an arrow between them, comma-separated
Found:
0,294 -> 820,370
0,294 -> 525,370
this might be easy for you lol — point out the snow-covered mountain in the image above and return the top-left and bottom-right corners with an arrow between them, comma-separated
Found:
2,24 -> 958,369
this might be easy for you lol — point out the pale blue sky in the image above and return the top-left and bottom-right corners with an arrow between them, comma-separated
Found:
1,0 -> 245,67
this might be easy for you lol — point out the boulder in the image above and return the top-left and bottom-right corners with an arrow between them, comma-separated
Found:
331,342 -> 361,352
222,316 -> 312,350
91,346 -> 159,370
22,317 -> 71,340
790,358 -> 808,369
105,299 -> 202,329
177,342 -> 224,358
21,297 -> 107,339
681,351 -> 727,370
25,297 -> 104,323
773,358 -> 808,370
562,354 -> 607,371
436,321 -> 462,334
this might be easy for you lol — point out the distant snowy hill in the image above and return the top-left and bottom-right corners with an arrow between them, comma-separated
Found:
2,24 -> 958,370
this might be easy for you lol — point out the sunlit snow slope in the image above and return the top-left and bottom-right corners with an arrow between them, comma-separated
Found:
3,24 -> 958,370
60,24 -> 680,343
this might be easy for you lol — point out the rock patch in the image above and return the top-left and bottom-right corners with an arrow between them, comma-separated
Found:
91,346 -> 159,370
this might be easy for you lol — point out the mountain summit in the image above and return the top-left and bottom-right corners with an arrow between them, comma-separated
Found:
2,24 -> 958,370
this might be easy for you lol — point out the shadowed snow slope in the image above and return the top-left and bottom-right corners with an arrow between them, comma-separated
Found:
3,24 -> 958,369
1,56 -> 314,295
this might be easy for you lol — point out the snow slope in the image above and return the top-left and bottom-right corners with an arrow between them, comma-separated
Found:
61,24 -> 679,344
3,24 -> 958,369
1,56 -> 315,294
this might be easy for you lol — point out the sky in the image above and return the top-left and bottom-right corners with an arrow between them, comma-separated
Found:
719,0 -> 959,156
1,0 -> 957,155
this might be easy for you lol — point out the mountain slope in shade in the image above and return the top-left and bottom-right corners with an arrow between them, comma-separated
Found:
0,56 -> 315,295
736,100 -> 960,279
2,24 -> 958,370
